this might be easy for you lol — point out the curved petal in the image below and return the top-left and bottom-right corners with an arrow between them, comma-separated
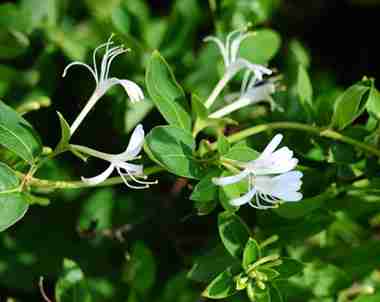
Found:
104,78 -> 144,103
230,188 -> 256,206
81,164 -> 115,185
62,62 -> 98,85
204,36 -> 229,66
212,169 -> 250,186
274,191 -> 303,202
125,124 -> 145,157
230,32 -> 254,63
117,161 -> 144,175
260,134 -> 283,158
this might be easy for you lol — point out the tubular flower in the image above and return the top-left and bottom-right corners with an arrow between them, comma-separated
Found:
213,134 -> 303,209
63,35 -> 144,135
204,30 -> 272,108
209,76 -> 282,119
71,124 -> 157,189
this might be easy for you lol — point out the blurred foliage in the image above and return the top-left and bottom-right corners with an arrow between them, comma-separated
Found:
1,1 -> 380,302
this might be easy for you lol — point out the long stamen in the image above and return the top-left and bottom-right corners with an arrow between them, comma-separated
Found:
225,30 -> 242,65
119,167 -> 158,186
117,167 -> 149,189
62,62 -> 98,85
99,46 -> 121,82
92,41 -> 113,82
204,37 -> 229,66
104,48 -> 130,80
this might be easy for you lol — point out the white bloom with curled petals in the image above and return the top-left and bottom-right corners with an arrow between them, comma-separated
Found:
209,76 -> 282,118
63,35 -> 144,135
213,134 -> 303,209
204,30 -> 272,108
71,124 -> 157,189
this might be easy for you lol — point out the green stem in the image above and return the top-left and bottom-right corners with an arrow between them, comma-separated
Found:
210,122 -> 380,157
16,166 -> 164,191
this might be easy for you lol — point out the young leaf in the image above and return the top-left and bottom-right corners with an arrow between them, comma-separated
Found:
366,85 -> 380,120
275,258 -> 304,279
0,162 -> 29,232
202,267 -> 238,299
55,259 -> 92,302
242,238 -> 261,270
218,212 -> 251,259
55,111 -> 71,153
239,29 -> 281,65
123,241 -> 156,293
297,65 -> 313,106
146,51 -> 191,131
0,100 -> 42,163
144,125 -> 205,179
331,82 -> 371,130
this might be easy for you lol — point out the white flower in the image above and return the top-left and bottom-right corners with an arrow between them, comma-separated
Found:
213,134 -> 303,209
204,30 -> 272,108
209,76 -> 282,118
63,35 -> 144,135
71,124 -> 157,189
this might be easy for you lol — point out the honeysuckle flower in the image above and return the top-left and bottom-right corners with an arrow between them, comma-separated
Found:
209,75 -> 282,118
62,35 -> 144,135
71,124 -> 157,189
204,30 -> 272,108
213,134 -> 303,209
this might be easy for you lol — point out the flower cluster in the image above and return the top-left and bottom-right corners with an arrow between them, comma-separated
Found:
213,134 -> 303,209
204,29 -> 281,118
63,36 -> 155,188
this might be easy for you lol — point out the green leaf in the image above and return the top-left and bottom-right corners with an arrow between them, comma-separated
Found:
224,144 -> 259,162
187,244 -> 239,283
77,189 -> 115,231
218,212 -> 251,259
275,258 -> 304,279
144,125 -> 205,179
191,94 -> 208,120
242,238 -> 261,270
367,85 -> 380,120
239,29 -> 281,65
55,259 -> 92,302
297,65 -> 313,106
353,293 -> 380,302
332,82 -> 371,130
0,163 -> 28,232
191,168 -> 221,202
111,3 -> 131,35
269,284 -> 284,302
289,39 -> 310,68
123,241 -> 156,293
146,51 -> 191,131
55,112 -> 71,153
247,282 -> 270,302
202,267 -> 238,299
0,100 -> 42,163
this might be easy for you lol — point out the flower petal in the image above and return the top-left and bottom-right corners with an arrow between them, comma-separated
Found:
212,169 -> 250,186
125,124 -> 145,158
260,134 -> 283,158
230,188 -> 256,206
117,161 -> 144,175
102,78 -> 144,103
275,191 -> 303,202
81,164 -> 115,185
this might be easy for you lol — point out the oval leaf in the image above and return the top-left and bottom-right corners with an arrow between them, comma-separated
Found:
243,238 -> 261,270
202,267 -> 238,299
218,212 -> 251,259
144,125 -> 205,179
146,51 -> 191,131
0,162 -> 28,232
0,100 -> 42,163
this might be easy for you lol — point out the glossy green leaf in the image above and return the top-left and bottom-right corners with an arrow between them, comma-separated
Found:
123,241 -> 156,293
239,29 -> 281,65
275,258 -> 304,279
55,259 -> 92,302
0,163 -> 28,232
218,212 -> 251,259
242,238 -> 261,270
297,65 -> 313,106
367,85 -> 380,120
187,244 -> 239,283
202,267 -> 238,299
332,83 -> 371,130
144,125 -> 205,179
0,100 -> 42,163
146,51 -> 191,131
